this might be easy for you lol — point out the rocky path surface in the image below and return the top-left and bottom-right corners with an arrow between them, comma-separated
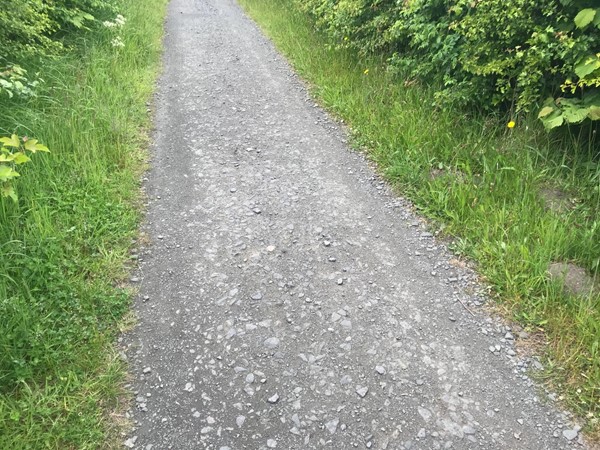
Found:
123,0 -> 587,449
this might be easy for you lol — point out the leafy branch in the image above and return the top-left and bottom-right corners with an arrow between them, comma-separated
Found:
0,134 -> 49,201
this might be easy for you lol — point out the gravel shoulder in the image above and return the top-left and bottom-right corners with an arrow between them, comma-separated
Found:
123,0 -> 588,448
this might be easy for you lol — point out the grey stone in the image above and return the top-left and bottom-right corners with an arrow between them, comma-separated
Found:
356,386 -> 369,398
562,429 -> 578,441
264,337 -> 280,349
325,418 -> 339,434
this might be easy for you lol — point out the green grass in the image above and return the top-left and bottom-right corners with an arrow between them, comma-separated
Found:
0,0 -> 167,447
238,0 -> 600,434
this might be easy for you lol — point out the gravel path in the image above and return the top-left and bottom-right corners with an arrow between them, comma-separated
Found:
123,0 -> 587,449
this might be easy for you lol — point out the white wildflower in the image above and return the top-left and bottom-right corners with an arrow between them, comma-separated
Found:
111,37 -> 125,48
115,14 -> 127,26
103,20 -> 116,28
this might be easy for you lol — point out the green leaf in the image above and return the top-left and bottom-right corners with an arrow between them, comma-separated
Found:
587,106 -> 600,120
538,106 -> 554,118
24,139 -> 49,153
1,184 -> 17,202
574,8 -> 596,29
0,165 -> 19,182
583,90 -> 600,106
0,134 -> 20,148
540,112 -> 565,130
0,153 -> 16,162
12,152 -> 31,164
575,56 -> 600,79
562,105 -> 589,123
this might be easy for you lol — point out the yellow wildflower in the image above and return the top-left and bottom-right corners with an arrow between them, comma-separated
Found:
507,120 -> 516,129
363,69 -> 369,75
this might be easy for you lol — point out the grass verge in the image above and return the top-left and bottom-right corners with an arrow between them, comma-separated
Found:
0,0 -> 167,447
238,0 -> 600,435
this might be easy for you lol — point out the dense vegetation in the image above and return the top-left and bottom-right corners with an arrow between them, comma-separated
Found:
298,0 -> 600,130
0,0 -> 166,447
239,0 -> 599,437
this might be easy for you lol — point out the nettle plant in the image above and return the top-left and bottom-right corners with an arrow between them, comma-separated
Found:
0,65 -> 42,99
0,134 -> 49,201
539,6 -> 600,130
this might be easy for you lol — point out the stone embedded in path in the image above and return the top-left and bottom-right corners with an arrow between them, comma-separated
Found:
264,337 -> 280,349
268,393 -> 280,404
356,386 -> 369,398
325,418 -> 339,434
562,429 -> 578,441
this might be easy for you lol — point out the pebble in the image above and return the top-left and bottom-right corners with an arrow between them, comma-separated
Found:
325,418 -> 339,434
143,367 -> 152,374
251,292 -> 263,300
268,393 -> 280,404
236,415 -> 246,427
356,386 -> 369,398
264,337 -> 280,349
124,437 -> 138,448
267,439 -> 277,448
563,429 -> 578,441
375,366 -> 386,375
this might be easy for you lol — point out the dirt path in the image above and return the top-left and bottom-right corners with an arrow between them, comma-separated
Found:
124,0 -> 586,448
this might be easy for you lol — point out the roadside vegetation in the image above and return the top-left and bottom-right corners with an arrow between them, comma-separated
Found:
238,0 -> 600,436
0,0 -> 167,447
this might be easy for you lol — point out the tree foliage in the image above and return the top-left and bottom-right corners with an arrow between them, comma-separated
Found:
0,0 -> 116,62
297,0 -> 600,129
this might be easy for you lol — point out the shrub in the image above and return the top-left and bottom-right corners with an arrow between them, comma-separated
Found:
0,0 -> 117,62
296,0 -> 600,129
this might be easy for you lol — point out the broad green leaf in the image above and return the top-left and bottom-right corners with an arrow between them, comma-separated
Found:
541,112 -> 565,130
583,90 -> 600,106
0,165 -> 19,182
0,153 -> 16,162
538,106 -> 554,118
594,8 -> 600,27
562,105 -> 589,123
12,152 -> 31,164
1,183 -> 17,201
574,56 -> 600,79
587,106 -> 600,120
557,97 -> 581,108
24,139 -> 49,153
0,134 -> 20,148
574,8 -> 596,29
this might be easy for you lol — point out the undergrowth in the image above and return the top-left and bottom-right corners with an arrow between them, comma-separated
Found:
238,0 -> 600,435
0,0 -> 167,447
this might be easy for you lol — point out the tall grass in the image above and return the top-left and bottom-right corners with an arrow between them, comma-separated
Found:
238,0 -> 600,434
0,0 -> 167,447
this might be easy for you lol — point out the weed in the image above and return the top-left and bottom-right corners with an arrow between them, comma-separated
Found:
0,0 -> 167,446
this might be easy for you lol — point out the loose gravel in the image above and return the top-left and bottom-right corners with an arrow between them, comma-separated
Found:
122,0 -> 588,448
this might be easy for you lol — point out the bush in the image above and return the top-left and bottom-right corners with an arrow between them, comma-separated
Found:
297,0 -> 600,129
0,0 -> 116,62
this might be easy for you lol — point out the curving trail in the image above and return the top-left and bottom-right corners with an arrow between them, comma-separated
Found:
124,0 -> 586,449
